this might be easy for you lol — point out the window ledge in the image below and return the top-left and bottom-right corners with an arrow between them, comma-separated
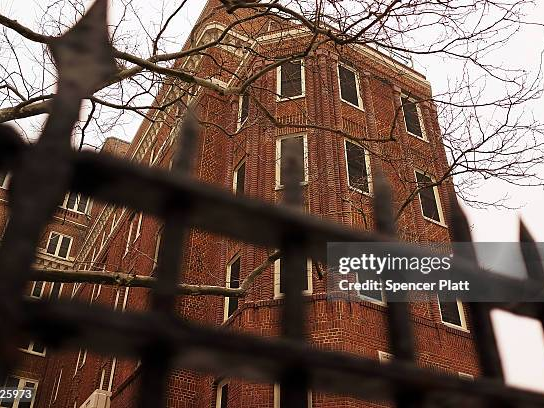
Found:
275,181 -> 308,191
406,131 -> 429,143
340,98 -> 365,112
277,93 -> 305,102
18,348 -> 46,357
442,321 -> 470,333
348,185 -> 372,197
422,216 -> 448,228
273,291 -> 313,300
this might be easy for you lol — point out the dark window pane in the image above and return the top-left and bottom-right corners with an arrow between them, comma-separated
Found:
240,93 -> 249,123
77,196 -> 88,213
220,384 -> 228,408
58,236 -> 71,258
346,141 -> 369,193
31,282 -> 44,298
280,137 -> 304,186
401,97 -> 423,137
339,65 -> 359,107
66,192 -> 78,210
31,342 -> 45,354
439,299 -> 462,326
279,257 -> 308,295
235,162 -> 245,195
50,282 -> 61,299
278,387 -> 309,408
46,234 -> 59,254
227,258 -> 240,317
415,172 -> 440,221
280,60 -> 302,98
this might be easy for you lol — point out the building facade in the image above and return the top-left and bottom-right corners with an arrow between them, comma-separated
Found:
1,1 -> 478,407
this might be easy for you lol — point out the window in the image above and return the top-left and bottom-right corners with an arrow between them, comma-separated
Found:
438,296 -> 467,329
62,192 -> 90,214
414,170 -> 444,224
233,160 -> 246,195
273,384 -> 312,408
345,140 -> 371,194
153,231 -> 162,270
238,92 -> 249,126
215,380 -> 229,408
224,256 -> 241,321
1,376 -> 38,408
45,232 -> 73,259
355,271 -> 385,304
277,60 -> 304,100
74,349 -> 87,375
401,95 -> 425,139
124,214 -> 141,255
51,369 -> 62,405
276,135 -> 308,188
338,64 -> 362,108
90,284 -> 101,304
19,341 -> 46,356
0,172 -> 9,189
134,213 -> 143,240
49,283 -> 63,299
274,258 -> 313,299
29,281 -> 45,299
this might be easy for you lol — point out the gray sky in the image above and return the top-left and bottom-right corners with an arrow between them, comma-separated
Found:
1,0 -> 544,393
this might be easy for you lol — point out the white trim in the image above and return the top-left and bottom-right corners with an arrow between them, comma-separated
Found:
134,213 -> 143,241
273,258 -> 313,299
52,369 -> 62,404
337,63 -> 364,111
355,271 -> 387,306
48,282 -> 64,299
0,172 -> 10,189
401,94 -> 427,141
74,348 -> 87,376
437,296 -> 468,331
29,281 -> 45,299
232,159 -> 245,194
275,133 -> 309,190
344,139 -> 373,195
378,350 -> 394,364
45,231 -> 74,260
237,93 -> 249,129
276,59 -> 306,101
273,384 -> 312,408
18,341 -> 46,357
413,169 -> 446,227
61,192 -> 90,214
215,379 -> 228,408
223,254 -> 241,322
458,372 -> 474,381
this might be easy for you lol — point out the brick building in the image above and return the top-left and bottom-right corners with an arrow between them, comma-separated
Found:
1,1 -> 478,407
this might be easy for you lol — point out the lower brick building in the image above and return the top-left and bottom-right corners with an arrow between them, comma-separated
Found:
1,1 -> 479,407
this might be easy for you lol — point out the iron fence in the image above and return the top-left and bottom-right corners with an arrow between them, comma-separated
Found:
1,1 -> 544,407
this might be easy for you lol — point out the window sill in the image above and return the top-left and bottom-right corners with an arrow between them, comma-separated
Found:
340,98 -> 365,112
422,216 -> 448,229
406,131 -> 429,143
277,93 -> 305,102
236,118 -> 248,131
348,185 -> 372,197
275,181 -> 308,191
442,321 -> 470,333
273,290 -> 313,300
18,348 -> 46,357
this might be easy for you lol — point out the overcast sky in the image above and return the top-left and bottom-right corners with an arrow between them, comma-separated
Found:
1,0 -> 544,393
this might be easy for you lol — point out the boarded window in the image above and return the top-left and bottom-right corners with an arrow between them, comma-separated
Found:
345,140 -> 370,193
401,96 -> 423,138
338,65 -> 360,107
226,257 -> 240,318
415,171 -> 441,222
279,136 -> 305,186
239,93 -> 249,124
279,60 -> 303,98
438,298 -> 464,327
234,162 -> 245,195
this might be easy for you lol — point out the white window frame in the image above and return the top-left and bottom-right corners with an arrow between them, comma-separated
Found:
337,63 -> 364,110
62,193 -> 90,214
413,169 -> 446,226
458,372 -> 474,381
344,139 -> 373,195
355,272 -> 386,306
273,384 -> 312,408
2,376 -> 38,408
378,351 -> 394,364
237,93 -> 250,129
0,172 -> 10,189
74,349 -> 87,376
48,282 -> 64,299
124,217 -> 135,256
401,94 -> 427,140
18,341 -> 46,357
273,258 -> 313,299
223,254 -> 241,322
215,379 -> 228,408
232,159 -> 245,194
437,297 -> 468,331
90,283 -> 102,304
275,133 -> 309,190
29,281 -> 45,299
276,59 -> 306,101
51,369 -> 62,404
45,232 -> 73,260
